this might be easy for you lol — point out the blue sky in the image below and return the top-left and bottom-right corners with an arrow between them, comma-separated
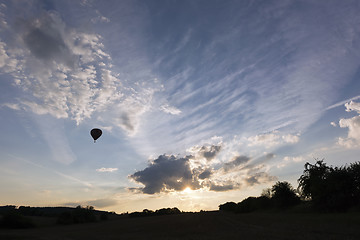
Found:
1,0 -> 360,212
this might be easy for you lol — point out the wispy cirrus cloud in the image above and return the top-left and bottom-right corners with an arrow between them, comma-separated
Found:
160,104 -> 181,115
247,131 -> 300,148
96,167 -> 118,173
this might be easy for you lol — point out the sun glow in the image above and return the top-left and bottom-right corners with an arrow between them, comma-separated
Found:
183,187 -> 192,193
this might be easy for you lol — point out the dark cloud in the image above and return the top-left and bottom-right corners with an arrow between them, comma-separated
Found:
246,176 -> 260,186
119,113 -> 135,133
245,172 -> 277,186
198,169 -> 212,179
223,155 -> 250,172
209,182 -> 240,192
130,153 -> 276,194
265,153 -> 275,160
22,13 -> 77,67
199,145 -> 221,161
129,155 -> 200,194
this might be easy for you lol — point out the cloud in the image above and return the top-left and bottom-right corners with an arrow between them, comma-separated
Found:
199,145 -> 222,161
160,104 -> 182,115
282,134 -> 300,144
0,8 -> 160,136
0,40 -> 18,73
326,95 -> 360,110
0,11 -> 117,123
91,10 -> 110,24
248,132 -> 280,147
96,167 -> 118,173
129,146 -> 278,194
0,3 -> 8,29
198,169 -> 212,179
284,156 -> 304,163
331,122 -> 337,127
245,172 -> 277,186
337,101 -> 360,148
129,155 -> 200,194
22,14 -> 77,68
0,41 -> 9,68
344,101 -> 360,113
264,153 -> 276,160
209,181 -> 240,192
277,155 -> 305,168
187,144 -> 222,161
223,155 -> 250,172
247,131 -> 299,148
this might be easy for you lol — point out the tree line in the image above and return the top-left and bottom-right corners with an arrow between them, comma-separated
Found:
129,207 -> 182,218
0,205 -> 116,229
219,159 -> 360,213
0,205 -> 183,229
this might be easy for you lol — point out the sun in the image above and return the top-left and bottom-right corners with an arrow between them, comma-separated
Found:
183,187 -> 192,193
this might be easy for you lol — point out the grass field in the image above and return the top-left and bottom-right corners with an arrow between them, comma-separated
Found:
1,211 -> 360,239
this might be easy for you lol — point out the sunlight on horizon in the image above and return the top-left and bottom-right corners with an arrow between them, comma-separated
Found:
182,187 -> 192,194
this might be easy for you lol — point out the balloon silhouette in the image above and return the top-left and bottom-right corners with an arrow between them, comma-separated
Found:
90,128 -> 102,143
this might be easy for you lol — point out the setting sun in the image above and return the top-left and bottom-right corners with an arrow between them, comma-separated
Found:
183,187 -> 192,193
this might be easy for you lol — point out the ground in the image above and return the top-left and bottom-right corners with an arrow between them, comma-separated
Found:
1,211 -> 360,239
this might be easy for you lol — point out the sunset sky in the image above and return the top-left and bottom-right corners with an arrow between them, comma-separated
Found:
1,0 -> 360,213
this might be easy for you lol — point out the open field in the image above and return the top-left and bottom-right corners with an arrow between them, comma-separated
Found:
1,211 -> 360,240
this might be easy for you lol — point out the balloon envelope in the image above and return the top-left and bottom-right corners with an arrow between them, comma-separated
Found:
90,128 -> 102,142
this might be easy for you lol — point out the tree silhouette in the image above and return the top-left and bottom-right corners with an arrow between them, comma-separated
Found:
271,181 -> 300,208
298,159 -> 360,211
298,159 -> 330,204
218,202 -> 238,212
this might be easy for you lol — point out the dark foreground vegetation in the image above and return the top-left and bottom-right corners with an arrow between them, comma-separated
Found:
0,205 -> 119,229
129,207 -> 181,218
0,205 -> 183,229
1,211 -> 359,239
219,159 -> 360,213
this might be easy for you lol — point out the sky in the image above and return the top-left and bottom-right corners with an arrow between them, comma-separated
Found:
1,0 -> 360,213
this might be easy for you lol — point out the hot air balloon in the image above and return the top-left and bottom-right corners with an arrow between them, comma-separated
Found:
90,128 -> 102,143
